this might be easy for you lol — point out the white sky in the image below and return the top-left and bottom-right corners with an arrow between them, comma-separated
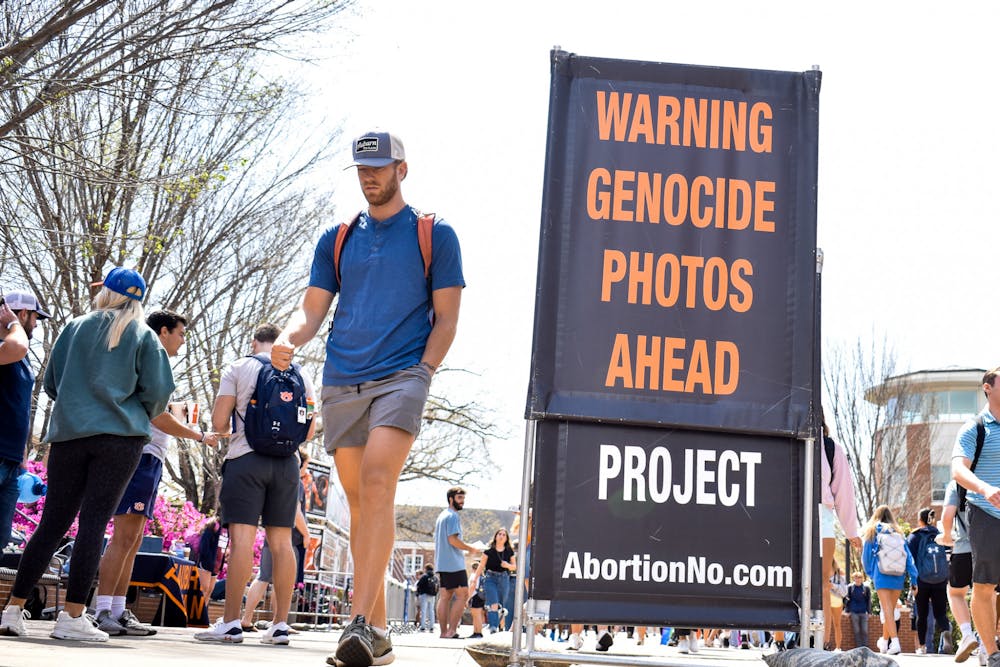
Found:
297,1 -> 1000,509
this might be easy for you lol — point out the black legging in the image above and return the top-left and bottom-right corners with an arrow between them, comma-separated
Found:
13,435 -> 145,604
915,580 -> 950,647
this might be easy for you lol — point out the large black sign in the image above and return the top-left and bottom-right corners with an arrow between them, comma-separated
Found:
526,51 -> 820,437
532,420 -> 804,628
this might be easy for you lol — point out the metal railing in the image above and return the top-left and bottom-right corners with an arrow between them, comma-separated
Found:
286,569 -> 415,630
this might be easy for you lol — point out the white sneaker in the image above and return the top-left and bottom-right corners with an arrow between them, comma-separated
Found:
979,648 -> 988,667
0,605 -> 29,637
690,636 -> 700,653
568,633 -> 583,651
917,646 -> 927,655
888,637 -> 901,655
678,637 -> 691,653
194,618 -> 244,643
957,635 -> 979,663
261,621 -> 290,645
50,611 -> 109,642
877,637 -> 888,653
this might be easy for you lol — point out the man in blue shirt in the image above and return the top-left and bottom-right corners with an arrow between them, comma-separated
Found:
0,291 -> 49,552
272,130 -> 464,667
953,367 -> 1000,667
434,487 -> 477,639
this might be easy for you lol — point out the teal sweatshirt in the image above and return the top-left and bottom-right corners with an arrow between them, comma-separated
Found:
43,310 -> 175,443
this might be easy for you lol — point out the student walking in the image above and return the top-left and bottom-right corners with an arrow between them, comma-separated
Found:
0,268 -> 173,642
470,528 -> 516,632
862,504 -> 917,655
274,129 -> 464,667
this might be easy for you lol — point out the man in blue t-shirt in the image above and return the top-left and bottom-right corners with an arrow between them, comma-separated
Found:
272,130 -> 464,667
0,291 -> 49,552
953,367 -> 1000,667
434,487 -> 477,639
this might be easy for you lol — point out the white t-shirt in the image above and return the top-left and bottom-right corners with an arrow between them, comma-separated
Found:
218,356 -> 316,460
144,422 -> 171,460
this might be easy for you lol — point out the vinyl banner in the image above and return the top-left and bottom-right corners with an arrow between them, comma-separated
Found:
526,51 -> 820,437
531,420 -> 803,628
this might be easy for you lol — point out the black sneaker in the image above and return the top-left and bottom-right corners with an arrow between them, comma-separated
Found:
597,630 -> 614,652
329,615 -> 374,667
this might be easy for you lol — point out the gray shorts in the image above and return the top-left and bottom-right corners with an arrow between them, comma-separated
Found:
219,452 -> 299,528
322,363 -> 433,451
256,537 -> 300,584
258,542 -> 273,583
968,504 -> 1000,585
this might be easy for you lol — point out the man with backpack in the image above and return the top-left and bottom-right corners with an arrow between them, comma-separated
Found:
271,130 -> 464,667
415,563 -> 439,632
938,480 -> 980,663
907,507 -> 952,654
953,367 -> 1000,667
196,323 -> 316,646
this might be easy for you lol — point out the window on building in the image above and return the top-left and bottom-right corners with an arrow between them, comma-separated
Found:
931,464 -> 951,504
908,389 -> 981,423
403,554 -> 423,576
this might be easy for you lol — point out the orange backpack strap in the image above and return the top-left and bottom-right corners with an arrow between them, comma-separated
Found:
335,211 -> 433,287
416,212 -> 435,279
333,213 -> 363,287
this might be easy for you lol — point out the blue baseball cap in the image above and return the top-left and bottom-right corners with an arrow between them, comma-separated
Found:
348,131 -> 405,168
103,267 -> 146,301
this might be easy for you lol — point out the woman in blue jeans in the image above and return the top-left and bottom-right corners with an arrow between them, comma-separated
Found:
470,528 -> 516,632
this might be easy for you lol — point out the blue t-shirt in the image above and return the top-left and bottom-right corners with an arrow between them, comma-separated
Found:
0,357 -> 33,462
434,507 -> 466,573
952,408 -> 1000,520
309,206 -> 465,385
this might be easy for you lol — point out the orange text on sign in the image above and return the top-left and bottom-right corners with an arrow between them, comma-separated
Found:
605,334 -> 739,395
601,249 -> 753,313
595,91 -> 773,153
587,169 -> 775,231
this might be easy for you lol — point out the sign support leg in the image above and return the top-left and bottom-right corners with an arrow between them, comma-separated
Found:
510,420 -> 537,667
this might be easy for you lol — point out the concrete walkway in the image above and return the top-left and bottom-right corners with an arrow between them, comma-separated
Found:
0,622 -> 966,667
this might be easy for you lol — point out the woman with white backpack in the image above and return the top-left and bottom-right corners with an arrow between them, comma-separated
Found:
862,504 -> 918,655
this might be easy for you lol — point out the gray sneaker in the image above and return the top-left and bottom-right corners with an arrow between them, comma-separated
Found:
327,626 -> 392,666
329,615 -> 374,667
371,628 -> 394,666
118,609 -> 157,636
95,609 -> 126,636
988,652 -> 1000,667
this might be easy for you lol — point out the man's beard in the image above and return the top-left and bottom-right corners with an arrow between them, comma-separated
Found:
364,174 -> 399,206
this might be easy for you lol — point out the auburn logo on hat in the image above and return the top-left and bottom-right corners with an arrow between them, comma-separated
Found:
280,391 -> 293,402
356,137 -> 379,153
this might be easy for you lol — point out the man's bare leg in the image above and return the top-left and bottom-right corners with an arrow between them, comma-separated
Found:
97,513 -> 147,597
972,583 -> 997,656
223,524 -> 258,622
265,526 -> 295,625
333,425 -> 414,629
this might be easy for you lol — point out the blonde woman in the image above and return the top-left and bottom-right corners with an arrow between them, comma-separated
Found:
0,269 -> 173,642
861,504 -> 917,655
828,563 -> 848,651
